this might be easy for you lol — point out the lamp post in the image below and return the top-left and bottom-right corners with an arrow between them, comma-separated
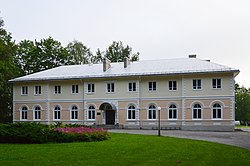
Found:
158,107 -> 161,136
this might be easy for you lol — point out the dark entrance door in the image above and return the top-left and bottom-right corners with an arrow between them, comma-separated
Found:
106,110 -> 115,125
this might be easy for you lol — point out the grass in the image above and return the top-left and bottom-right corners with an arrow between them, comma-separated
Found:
235,125 -> 250,128
0,133 -> 249,165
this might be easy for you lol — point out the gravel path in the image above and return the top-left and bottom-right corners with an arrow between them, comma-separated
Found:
109,129 -> 250,150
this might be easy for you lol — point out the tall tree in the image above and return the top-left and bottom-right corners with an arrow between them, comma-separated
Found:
66,40 -> 92,64
16,37 -> 72,75
0,17 -> 21,122
96,41 -> 139,63
235,83 -> 250,126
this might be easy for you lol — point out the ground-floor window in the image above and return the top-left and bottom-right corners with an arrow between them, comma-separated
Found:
21,106 -> 28,120
193,104 -> 202,119
34,106 -> 41,120
148,104 -> 156,119
71,105 -> 78,120
168,104 -> 177,119
127,105 -> 136,120
212,103 -> 222,119
54,106 -> 61,120
88,105 -> 95,120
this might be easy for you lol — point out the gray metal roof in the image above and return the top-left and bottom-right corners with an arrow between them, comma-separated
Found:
9,58 -> 240,82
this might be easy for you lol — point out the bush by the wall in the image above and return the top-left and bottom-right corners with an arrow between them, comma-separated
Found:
0,123 -> 110,144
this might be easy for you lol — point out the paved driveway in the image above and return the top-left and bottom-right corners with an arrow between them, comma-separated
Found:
109,129 -> 250,150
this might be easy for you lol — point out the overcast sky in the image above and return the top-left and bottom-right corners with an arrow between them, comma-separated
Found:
1,0 -> 250,87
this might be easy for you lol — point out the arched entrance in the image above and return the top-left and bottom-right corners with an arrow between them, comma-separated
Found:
99,103 -> 117,125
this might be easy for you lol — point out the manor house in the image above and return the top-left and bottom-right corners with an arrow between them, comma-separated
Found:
9,55 -> 239,131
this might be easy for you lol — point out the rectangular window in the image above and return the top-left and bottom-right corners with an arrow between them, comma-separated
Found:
128,82 -> 137,92
21,86 -> 28,95
169,81 -> 177,91
148,82 -> 156,91
34,85 -> 41,95
193,79 -> 202,90
107,82 -> 115,93
54,85 -> 61,94
87,83 -> 95,93
72,85 -> 79,94
212,79 -> 221,89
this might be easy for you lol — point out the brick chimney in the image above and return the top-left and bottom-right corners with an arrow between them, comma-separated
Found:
189,54 -> 197,58
124,57 -> 130,68
103,58 -> 111,72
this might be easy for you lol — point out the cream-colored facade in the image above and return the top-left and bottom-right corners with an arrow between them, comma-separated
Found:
11,57 -> 239,131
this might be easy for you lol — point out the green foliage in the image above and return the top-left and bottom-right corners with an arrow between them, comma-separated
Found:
66,40 -> 92,64
0,17 -> 22,122
235,83 -> 250,125
95,41 -> 139,63
16,37 -> 72,75
0,133 -> 249,165
0,123 -> 110,144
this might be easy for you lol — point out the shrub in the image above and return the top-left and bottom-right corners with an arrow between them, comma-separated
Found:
0,123 -> 110,144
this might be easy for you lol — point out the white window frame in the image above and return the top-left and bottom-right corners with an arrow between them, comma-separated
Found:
21,86 -> 28,95
168,104 -> 177,120
148,81 -> 156,92
169,81 -> 177,91
212,78 -> 222,89
192,104 -> 202,119
212,103 -> 222,119
70,105 -> 78,120
106,82 -> 115,93
21,106 -> 28,120
54,106 -> 61,120
193,79 -> 202,90
54,85 -> 61,94
71,85 -> 79,94
127,105 -> 136,120
88,105 -> 96,120
128,82 -> 137,92
148,104 -> 156,120
34,85 -> 41,95
87,83 -> 95,93
34,106 -> 41,120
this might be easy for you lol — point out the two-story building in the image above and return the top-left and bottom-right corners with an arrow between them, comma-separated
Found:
9,55 -> 239,131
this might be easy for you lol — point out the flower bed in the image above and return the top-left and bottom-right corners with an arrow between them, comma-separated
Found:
0,123 -> 110,144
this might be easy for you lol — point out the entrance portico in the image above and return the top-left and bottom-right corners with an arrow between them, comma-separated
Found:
99,102 -> 117,125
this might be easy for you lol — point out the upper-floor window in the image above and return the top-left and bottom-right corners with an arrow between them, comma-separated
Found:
21,86 -> 28,95
148,82 -> 156,91
34,85 -> 41,95
127,105 -> 136,120
34,106 -> 41,120
169,81 -> 177,91
212,103 -> 222,119
87,83 -> 95,93
193,104 -> 202,119
148,104 -> 156,119
128,82 -> 137,92
72,85 -> 79,94
212,79 -> 221,89
107,82 -> 115,93
54,85 -> 61,94
168,104 -> 177,119
193,79 -> 202,90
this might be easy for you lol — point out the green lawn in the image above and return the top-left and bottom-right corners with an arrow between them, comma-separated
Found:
0,133 -> 249,165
